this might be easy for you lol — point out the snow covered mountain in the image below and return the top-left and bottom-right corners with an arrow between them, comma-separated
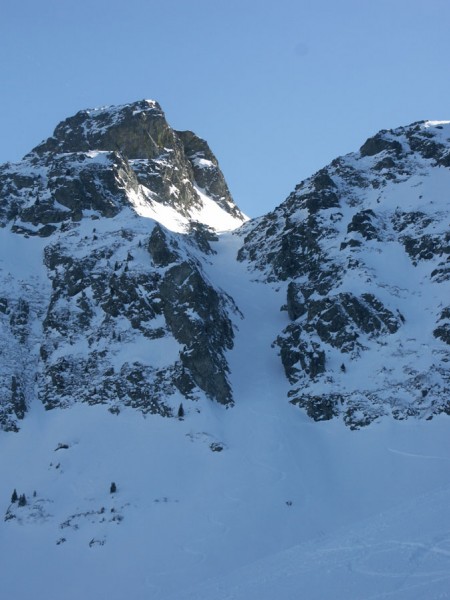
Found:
0,100 -> 247,431
238,120 -> 450,427
1,104 -> 450,600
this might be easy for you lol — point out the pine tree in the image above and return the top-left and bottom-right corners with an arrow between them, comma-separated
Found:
177,403 -> 185,419
18,493 -> 27,507
11,489 -> 18,503
110,482 -> 117,494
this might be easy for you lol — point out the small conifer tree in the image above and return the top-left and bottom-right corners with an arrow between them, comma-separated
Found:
177,403 -> 185,419
11,489 -> 18,503
110,482 -> 117,494
18,493 -> 27,507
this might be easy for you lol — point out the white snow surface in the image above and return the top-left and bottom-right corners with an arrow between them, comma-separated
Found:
0,231 -> 449,600
190,185 -> 250,231
126,182 -> 246,233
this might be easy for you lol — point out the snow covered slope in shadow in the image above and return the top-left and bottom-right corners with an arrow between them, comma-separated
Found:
176,474 -> 450,600
1,231 -> 450,600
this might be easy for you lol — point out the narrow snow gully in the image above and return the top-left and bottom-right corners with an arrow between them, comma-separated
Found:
206,231 -> 292,406
201,232 -> 351,549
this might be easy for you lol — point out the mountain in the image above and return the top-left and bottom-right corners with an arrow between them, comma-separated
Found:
0,99 -> 247,432
238,120 -> 450,427
0,104 -> 449,600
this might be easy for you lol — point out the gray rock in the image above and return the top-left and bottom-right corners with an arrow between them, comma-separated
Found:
359,133 -> 403,157
159,261 -> 234,405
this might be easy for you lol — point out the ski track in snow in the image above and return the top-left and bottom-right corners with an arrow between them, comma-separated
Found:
174,486 -> 450,600
387,448 -> 450,462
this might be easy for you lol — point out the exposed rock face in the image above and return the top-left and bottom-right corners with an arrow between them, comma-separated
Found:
32,100 -> 173,159
159,260 -> 234,405
176,130 -> 242,220
37,220 -> 236,415
359,133 -> 403,158
0,100 -> 245,431
237,120 -> 450,427
434,306 -> 450,345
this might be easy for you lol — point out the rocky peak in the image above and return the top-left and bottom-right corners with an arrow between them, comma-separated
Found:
27,99 -> 244,221
2,100 -> 246,233
30,100 -> 169,159
359,120 -> 450,165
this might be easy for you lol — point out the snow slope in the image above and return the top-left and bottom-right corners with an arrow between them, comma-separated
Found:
1,231 -> 450,600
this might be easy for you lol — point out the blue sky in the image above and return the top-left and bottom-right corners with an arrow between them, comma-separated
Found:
1,0 -> 450,217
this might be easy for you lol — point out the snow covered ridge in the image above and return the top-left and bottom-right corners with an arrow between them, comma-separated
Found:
237,119 -> 450,427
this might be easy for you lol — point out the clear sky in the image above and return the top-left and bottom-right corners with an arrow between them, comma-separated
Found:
1,0 -> 450,217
